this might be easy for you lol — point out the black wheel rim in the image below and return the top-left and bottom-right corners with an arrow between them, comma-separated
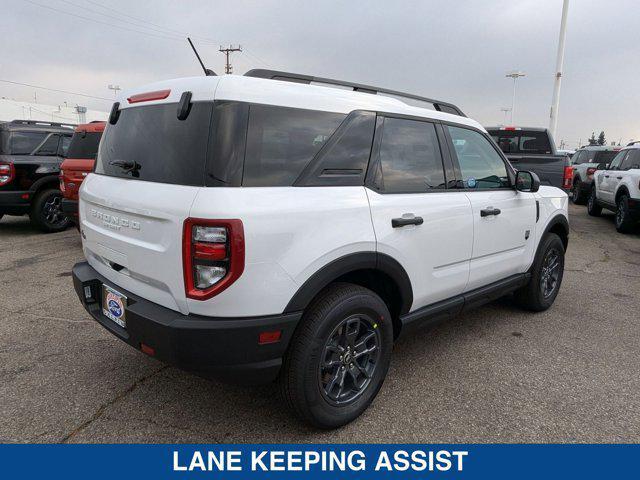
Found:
43,194 -> 66,227
616,199 -> 625,226
572,185 -> 579,202
318,314 -> 381,405
540,248 -> 561,298
588,191 -> 595,210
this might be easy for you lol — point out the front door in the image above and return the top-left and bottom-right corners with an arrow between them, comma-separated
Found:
444,125 -> 537,290
599,150 -> 627,204
366,116 -> 473,311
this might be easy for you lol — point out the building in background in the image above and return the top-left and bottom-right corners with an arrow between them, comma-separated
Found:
0,98 -> 107,124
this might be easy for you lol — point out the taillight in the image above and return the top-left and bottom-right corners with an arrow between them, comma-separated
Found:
586,167 -> 597,176
563,166 -> 573,189
0,162 -> 15,186
183,218 -> 245,300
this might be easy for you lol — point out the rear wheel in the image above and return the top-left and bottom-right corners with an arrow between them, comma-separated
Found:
587,186 -> 602,216
615,194 -> 635,233
571,179 -> 586,204
29,189 -> 70,233
515,233 -> 565,312
279,283 -> 393,428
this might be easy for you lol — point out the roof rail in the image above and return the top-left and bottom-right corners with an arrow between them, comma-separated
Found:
10,119 -> 76,128
244,69 -> 466,117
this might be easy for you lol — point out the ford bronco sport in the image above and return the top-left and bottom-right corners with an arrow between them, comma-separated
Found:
72,70 -> 569,428
0,120 -> 74,232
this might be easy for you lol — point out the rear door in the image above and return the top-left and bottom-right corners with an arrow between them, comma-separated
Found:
599,150 -> 627,203
366,116 -> 473,311
446,125 -> 537,289
81,101 -> 214,314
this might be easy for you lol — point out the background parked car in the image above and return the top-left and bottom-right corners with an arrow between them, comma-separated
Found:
486,126 -> 572,193
0,119 -> 75,232
60,121 -> 105,225
588,144 -> 640,232
570,145 -> 620,204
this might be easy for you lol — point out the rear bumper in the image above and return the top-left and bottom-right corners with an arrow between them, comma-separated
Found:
72,262 -> 301,384
61,198 -> 79,220
0,190 -> 30,213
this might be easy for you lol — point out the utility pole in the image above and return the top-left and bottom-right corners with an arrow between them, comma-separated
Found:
549,0 -> 570,139
219,45 -> 242,74
108,84 -> 121,98
505,71 -> 525,125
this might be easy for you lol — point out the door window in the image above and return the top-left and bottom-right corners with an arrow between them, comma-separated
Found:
58,135 -> 72,157
34,134 -> 60,156
448,126 -> 510,189
373,117 -> 445,193
620,150 -> 640,170
608,151 -> 627,170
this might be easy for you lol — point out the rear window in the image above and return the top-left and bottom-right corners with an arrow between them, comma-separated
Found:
489,130 -> 552,155
243,105 -> 345,186
95,102 -> 213,186
66,131 -> 102,160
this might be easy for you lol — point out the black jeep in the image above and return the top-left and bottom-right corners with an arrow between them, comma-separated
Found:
0,120 -> 75,232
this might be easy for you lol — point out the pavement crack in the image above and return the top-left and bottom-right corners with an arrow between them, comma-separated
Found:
58,365 -> 169,443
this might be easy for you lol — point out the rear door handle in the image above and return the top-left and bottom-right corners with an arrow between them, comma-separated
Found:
392,216 -> 424,228
480,207 -> 501,217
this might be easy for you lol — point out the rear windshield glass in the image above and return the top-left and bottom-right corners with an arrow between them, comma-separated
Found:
66,131 -> 102,160
489,130 -> 552,155
95,102 -> 213,186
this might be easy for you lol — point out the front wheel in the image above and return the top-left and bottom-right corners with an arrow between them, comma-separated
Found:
279,283 -> 393,429
587,186 -> 602,217
29,189 -> 70,233
515,233 -> 565,312
615,195 -> 635,233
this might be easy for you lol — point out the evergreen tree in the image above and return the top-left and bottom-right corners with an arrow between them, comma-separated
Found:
597,131 -> 606,146
588,132 -> 598,146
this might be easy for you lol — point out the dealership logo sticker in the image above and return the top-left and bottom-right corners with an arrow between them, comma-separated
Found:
104,290 -> 125,327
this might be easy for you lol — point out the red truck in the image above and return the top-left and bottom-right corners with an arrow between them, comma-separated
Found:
60,121 -> 105,224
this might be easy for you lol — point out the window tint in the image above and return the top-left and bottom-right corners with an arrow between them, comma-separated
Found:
488,130 -> 552,154
571,151 -> 584,165
593,150 -> 618,166
243,105 -> 345,186
9,131 -> 48,155
448,126 -> 510,189
66,132 -> 102,160
302,112 -> 375,186
621,150 -> 640,170
35,134 -> 60,156
96,102 -> 213,186
58,135 -> 72,157
374,117 -> 445,193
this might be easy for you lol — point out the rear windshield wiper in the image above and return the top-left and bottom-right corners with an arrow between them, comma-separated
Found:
110,160 -> 141,175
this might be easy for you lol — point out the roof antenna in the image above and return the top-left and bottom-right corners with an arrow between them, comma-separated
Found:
187,37 -> 216,76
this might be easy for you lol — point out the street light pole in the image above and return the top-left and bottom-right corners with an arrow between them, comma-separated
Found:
506,71 -> 525,125
549,0 -> 570,139
500,107 -> 511,126
108,84 -> 121,98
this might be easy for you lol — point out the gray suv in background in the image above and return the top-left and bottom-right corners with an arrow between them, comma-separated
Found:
570,146 -> 620,204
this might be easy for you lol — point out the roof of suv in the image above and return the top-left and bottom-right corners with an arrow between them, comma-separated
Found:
577,145 -> 619,151
0,119 -> 76,133
117,74 -> 485,132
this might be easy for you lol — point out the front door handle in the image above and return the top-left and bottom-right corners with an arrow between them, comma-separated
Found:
604,175 -> 610,178
617,176 -> 623,180
392,216 -> 424,228
480,207 -> 501,217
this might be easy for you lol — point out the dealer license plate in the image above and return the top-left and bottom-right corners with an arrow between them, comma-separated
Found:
102,285 -> 127,328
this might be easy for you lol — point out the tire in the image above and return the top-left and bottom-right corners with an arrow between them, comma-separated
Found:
29,189 -> 70,233
615,194 -> 635,233
279,282 -> 393,429
587,185 -> 602,217
514,233 -> 565,312
571,179 -> 586,204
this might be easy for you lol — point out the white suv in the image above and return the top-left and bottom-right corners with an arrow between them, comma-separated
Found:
72,70 -> 569,428
587,143 -> 640,233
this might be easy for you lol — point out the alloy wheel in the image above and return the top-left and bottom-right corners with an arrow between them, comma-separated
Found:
540,248 -> 561,298
43,194 -> 66,227
319,314 -> 380,405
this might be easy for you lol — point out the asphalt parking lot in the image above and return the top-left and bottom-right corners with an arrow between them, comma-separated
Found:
1,203 -> 639,443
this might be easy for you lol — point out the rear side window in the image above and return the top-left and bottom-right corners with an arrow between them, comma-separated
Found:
373,117 -> 445,193
66,132 -> 102,160
243,105 -> 345,187
96,102 -> 213,186
34,134 -> 60,156
9,131 -> 48,155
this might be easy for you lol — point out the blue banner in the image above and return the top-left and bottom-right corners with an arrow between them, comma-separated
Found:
1,444 -> 637,479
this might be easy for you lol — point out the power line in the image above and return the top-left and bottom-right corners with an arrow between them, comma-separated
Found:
219,45 -> 242,74
0,79 -> 112,101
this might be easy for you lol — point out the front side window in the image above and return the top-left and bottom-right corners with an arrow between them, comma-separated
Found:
9,131 -> 48,155
608,151 -> 627,170
448,126 -> 510,189
243,105 -> 345,187
620,150 -> 640,170
34,134 -> 60,156
373,117 -> 445,193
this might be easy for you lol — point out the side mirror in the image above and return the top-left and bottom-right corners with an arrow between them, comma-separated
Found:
515,170 -> 540,193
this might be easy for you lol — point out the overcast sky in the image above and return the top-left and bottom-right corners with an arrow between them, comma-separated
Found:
2,0 -> 638,148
